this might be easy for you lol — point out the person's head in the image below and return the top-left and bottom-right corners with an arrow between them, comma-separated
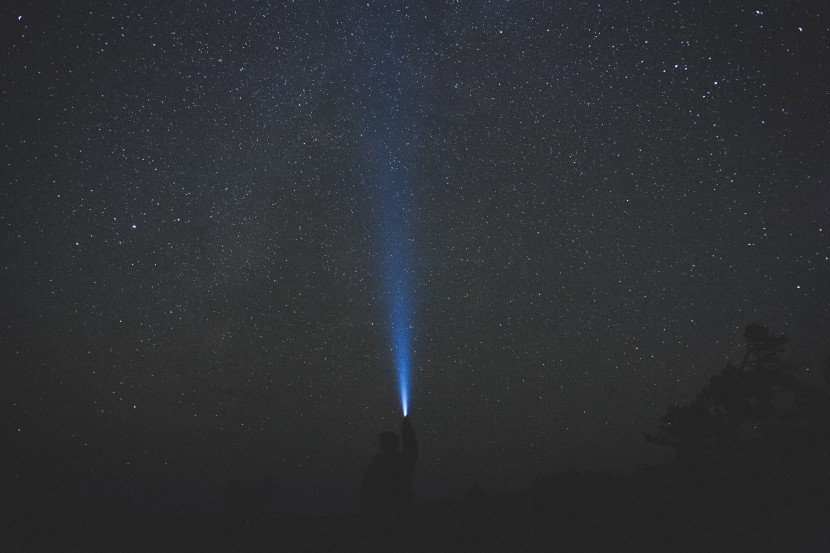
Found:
379,431 -> 399,453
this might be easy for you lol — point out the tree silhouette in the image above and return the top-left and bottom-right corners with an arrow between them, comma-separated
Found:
646,324 -> 827,470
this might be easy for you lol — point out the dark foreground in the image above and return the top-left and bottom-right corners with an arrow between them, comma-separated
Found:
6,468 -> 830,553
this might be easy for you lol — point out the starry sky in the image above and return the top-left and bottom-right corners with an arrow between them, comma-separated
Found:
2,1 -> 829,516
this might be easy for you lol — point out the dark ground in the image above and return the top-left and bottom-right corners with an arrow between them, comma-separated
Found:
5,466 -> 829,553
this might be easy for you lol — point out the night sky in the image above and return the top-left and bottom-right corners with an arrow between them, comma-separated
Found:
3,1 -> 829,516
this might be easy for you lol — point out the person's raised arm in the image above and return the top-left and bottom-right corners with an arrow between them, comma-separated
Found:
401,415 -> 418,462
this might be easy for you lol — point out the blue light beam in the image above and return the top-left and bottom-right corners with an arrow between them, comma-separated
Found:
375,143 -> 414,417
357,6 -> 418,416
385,216 -> 412,417
361,128 -> 415,418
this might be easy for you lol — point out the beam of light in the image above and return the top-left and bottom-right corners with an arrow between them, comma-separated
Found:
385,216 -> 412,417
375,139 -> 414,417
357,6 -> 417,417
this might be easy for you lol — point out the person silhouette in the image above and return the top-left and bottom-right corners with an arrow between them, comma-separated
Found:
361,415 -> 419,522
